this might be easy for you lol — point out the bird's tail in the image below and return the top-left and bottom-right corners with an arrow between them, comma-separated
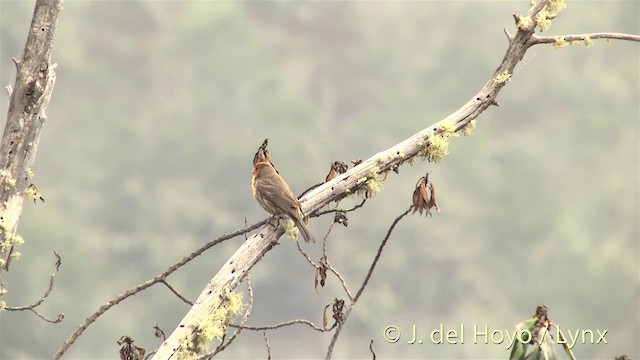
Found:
294,218 -> 316,243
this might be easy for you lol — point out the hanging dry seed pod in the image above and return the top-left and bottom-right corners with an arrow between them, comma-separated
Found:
428,180 -> 441,213
334,211 -> 348,227
325,161 -> 349,182
117,336 -> 145,360
411,172 -> 440,217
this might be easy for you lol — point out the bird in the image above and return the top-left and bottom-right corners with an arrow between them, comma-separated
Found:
251,161 -> 315,243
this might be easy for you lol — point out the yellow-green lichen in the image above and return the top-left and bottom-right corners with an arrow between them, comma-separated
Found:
9,251 -> 20,260
178,288 -> 243,359
0,300 -> 6,311
535,12 -> 551,31
26,185 -> 44,203
423,132 -> 450,163
417,120 -> 460,164
462,120 -> 477,137
356,167 -> 382,197
284,219 -> 299,241
494,70 -> 512,84
3,177 -> 16,191
0,259 -> 5,267
536,0 -> 566,31
25,168 -> 34,179
0,221 -> 23,249
439,120 -> 459,139
553,37 -> 567,49
547,0 -> 566,15
11,234 -> 23,246
583,35 -> 593,46
516,15 -> 532,31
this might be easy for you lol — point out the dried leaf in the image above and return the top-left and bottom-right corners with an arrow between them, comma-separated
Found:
334,211 -> 348,226
332,298 -> 345,325
118,336 -> 145,360
411,173 -> 441,218
412,185 -> 421,214
325,161 -> 349,182
153,324 -> 166,341
325,166 -> 337,182
322,303 -> 331,330
428,180 -> 440,213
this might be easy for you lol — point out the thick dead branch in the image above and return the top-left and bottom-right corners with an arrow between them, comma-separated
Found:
0,0 -> 62,298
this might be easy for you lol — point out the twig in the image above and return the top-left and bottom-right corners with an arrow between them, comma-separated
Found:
326,264 -> 353,302
159,280 -> 193,306
296,225 -> 354,301
296,241 -> 318,268
25,308 -> 64,323
299,182 -> 323,199
263,332 -> 271,360
320,223 -> 354,301
230,318 -> 327,332
369,339 -> 376,360
6,252 -> 63,323
532,32 -> 640,45
53,220 -> 266,360
503,28 -> 514,42
312,198 -> 366,218
153,324 -> 166,341
354,207 -> 411,303
326,207 -> 412,359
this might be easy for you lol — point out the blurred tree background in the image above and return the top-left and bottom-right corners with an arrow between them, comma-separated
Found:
1,1 -> 638,358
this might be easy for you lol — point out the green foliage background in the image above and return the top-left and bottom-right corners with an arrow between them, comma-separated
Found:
1,1 -> 638,358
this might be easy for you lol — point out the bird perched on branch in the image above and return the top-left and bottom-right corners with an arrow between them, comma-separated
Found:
251,140 -> 315,243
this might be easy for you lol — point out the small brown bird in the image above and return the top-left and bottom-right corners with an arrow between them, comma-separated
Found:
252,161 -> 315,243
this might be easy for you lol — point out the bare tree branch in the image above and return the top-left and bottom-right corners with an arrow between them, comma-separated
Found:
231,318 -> 327,332
369,340 -> 376,360
531,32 -> 640,45
297,222 -> 354,301
6,251 -> 61,313
263,332 -> 272,360
159,280 -> 193,306
311,198 -> 366,218
6,252 -> 64,323
326,207 -> 412,359
53,221 -> 264,360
